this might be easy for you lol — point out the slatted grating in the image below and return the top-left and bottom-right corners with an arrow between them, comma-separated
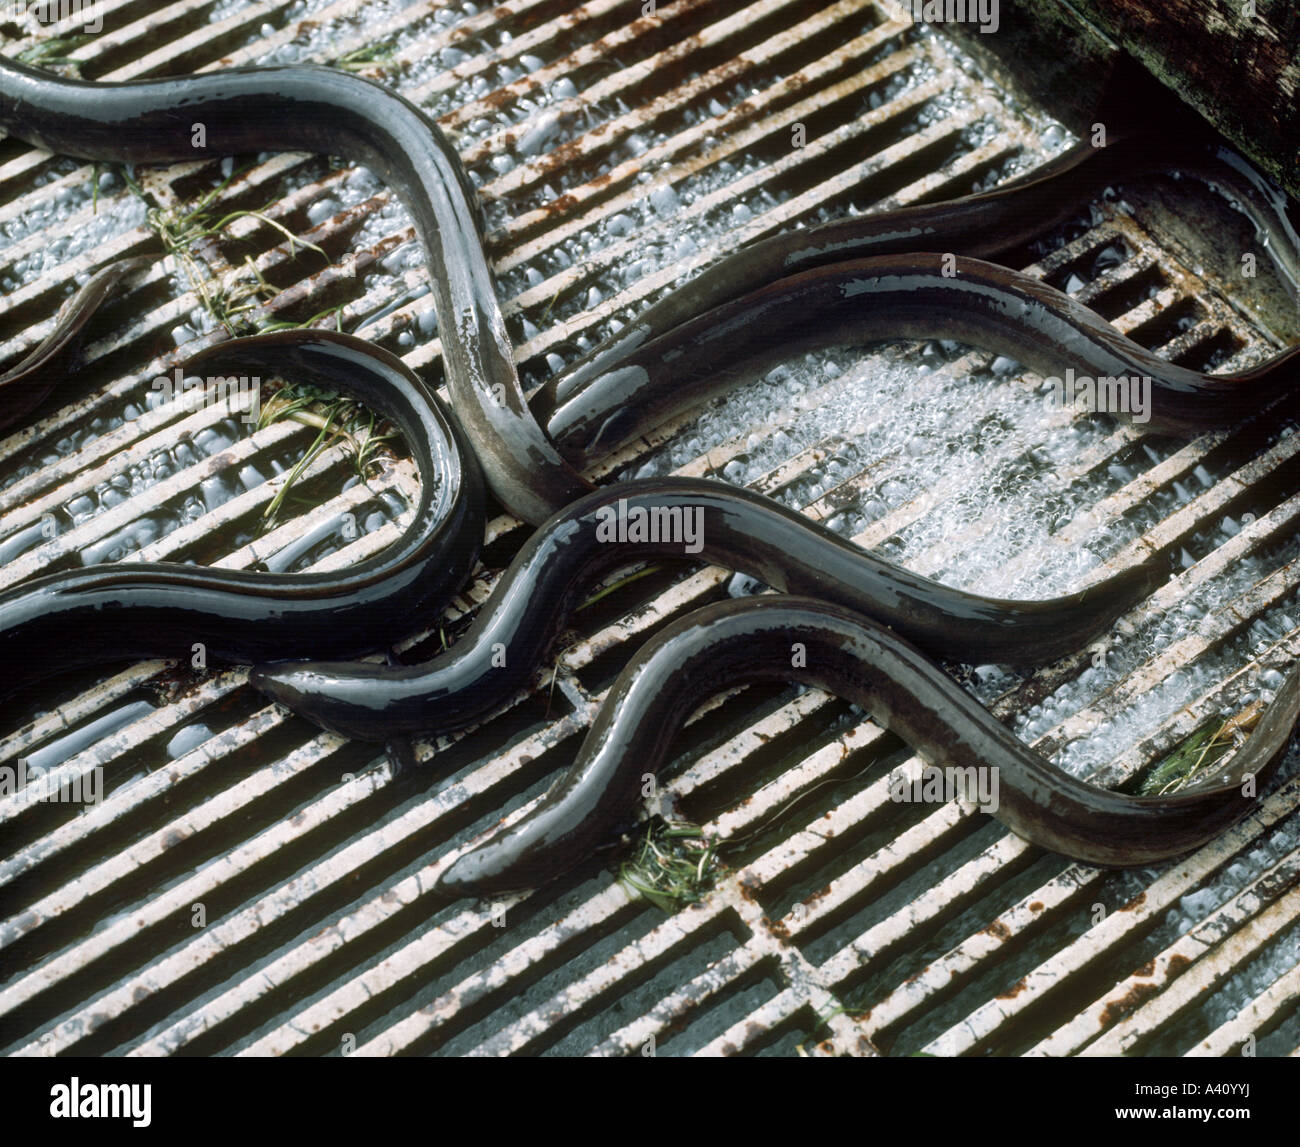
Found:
0,0 -> 1297,1057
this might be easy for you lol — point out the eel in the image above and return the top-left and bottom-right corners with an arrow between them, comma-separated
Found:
532,130 -> 1300,460
3,53 -> 1297,515
247,476 -> 1168,741
0,52 -> 588,524
0,255 -> 151,431
0,330 -> 484,685
538,252 -> 1300,467
436,595 -> 1300,894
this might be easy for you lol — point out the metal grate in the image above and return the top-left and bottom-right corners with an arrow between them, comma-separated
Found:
1,0 -> 1297,1057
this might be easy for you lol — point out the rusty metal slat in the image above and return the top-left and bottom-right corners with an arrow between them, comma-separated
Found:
8,0 -> 141,43
0,661 -> 167,768
166,457 -> 416,569
402,0 -> 640,124
918,782 -> 1300,1056
0,242 -> 158,367
0,405 -> 303,588
6,727 -> 372,1051
482,7 -> 910,225
851,776 -> 1300,1051
450,0 -> 870,158
0,705 -> 291,897
1037,564 -> 1300,761
495,18 -> 914,249
140,901 -> 501,1056
67,0 -> 255,62
673,689 -> 852,804
0,668 -> 247,830
590,942 -> 770,1055
466,899 -> 734,1056
443,0 -> 731,145
823,833 -> 1077,1030
10,703 -> 599,1056
694,985 -> 811,1055
1080,888 -> 1300,1056
1185,960 -> 1300,1058
349,883 -> 640,1057
1031,849 -> 1300,1056
0,701 -> 301,950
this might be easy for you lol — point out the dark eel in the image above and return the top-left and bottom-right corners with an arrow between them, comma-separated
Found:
0,330 -> 484,684
533,131 -> 1300,462
247,477 -> 1167,742
0,53 -> 589,524
539,251 -> 1300,466
436,596 -> 1300,894
2,53 -> 1297,517
0,255 -> 151,431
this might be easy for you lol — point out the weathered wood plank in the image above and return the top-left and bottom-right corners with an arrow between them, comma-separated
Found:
930,0 -> 1300,198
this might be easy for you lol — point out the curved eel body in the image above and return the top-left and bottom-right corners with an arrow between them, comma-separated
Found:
248,477 -> 1167,741
539,252 -> 1300,466
0,53 -> 588,524
3,56 -> 1297,519
533,131 -> 1300,459
0,330 -> 484,685
438,596 -> 1300,895
0,255 -> 152,431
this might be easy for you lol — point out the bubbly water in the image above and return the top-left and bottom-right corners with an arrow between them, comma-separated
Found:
0,168 -> 147,277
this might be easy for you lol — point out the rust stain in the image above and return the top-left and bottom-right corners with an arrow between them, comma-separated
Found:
481,88 -> 515,111
1028,901 -> 1044,912
1098,981 -> 1161,1027
1118,891 -> 1147,912
983,919 -> 1011,941
997,976 -> 1028,999
802,882 -> 835,908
